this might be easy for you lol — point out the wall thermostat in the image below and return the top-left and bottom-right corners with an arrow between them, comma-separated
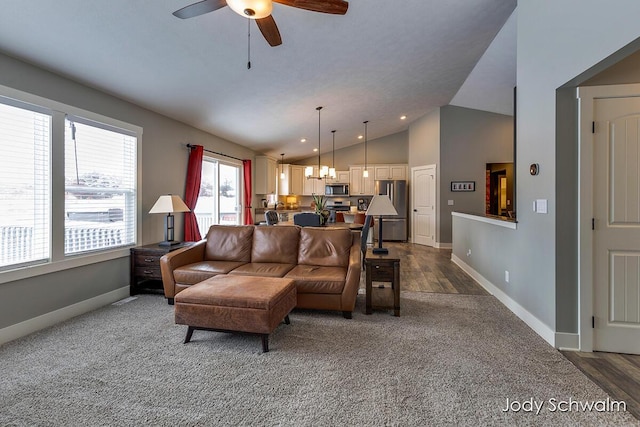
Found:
530,163 -> 539,175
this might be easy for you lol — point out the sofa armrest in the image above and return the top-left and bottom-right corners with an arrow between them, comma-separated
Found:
341,237 -> 363,312
160,240 -> 206,298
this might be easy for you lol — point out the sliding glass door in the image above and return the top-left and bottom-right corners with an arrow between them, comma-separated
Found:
194,157 -> 242,236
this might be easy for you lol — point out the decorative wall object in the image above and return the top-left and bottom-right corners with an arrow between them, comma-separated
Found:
451,181 -> 475,192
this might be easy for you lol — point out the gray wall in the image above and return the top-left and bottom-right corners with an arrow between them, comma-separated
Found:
457,0 -> 640,338
439,106 -> 513,243
407,108 -> 442,241
406,106 -> 513,244
0,52 -> 257,331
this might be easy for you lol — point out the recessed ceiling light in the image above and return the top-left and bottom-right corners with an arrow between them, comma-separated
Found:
301,138 -> 306,143
400,115 -> 407,120
358,135 -> 363,139
313,148 -> 318,152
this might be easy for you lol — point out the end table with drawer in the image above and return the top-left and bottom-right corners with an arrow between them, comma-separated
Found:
130,243 -> 191,296
364,247 -> 401,316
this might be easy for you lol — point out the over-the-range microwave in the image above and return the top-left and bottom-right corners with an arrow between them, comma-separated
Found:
325,183 -> 349,196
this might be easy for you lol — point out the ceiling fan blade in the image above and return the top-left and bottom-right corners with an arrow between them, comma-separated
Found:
173,0 -> 227,19
273,0 -> 348,15
256,15 -> 282,47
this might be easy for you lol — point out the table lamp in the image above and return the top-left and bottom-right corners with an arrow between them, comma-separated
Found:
149,194 -> 190,246
366,194 -> 398,254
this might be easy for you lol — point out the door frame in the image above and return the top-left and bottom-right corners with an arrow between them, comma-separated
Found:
577,83 -> 640,351
411,164 -> 437,246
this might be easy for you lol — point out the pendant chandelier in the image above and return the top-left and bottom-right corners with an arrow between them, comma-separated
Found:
305,106 -> 330,180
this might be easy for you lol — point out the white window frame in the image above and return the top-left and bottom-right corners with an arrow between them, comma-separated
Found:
195,155 -> 244,235
0,84 -> 142,285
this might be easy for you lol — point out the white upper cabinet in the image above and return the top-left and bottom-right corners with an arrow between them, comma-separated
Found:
374,164 -> 408,181
349,166 -> 375,195
255,156 -> 277,194
279,164 -> 305,196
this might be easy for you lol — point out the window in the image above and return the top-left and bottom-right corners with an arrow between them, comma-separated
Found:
0,100 -> 51,270
194,157 -> 242,235
0,87 -> 141,277
64,117 -> 136,254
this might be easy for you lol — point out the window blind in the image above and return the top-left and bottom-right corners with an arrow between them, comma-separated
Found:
0,102 -> 51,270
64,117 -> 136,254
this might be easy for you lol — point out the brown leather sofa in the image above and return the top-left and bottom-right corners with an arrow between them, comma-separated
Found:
160,224 -> 362,318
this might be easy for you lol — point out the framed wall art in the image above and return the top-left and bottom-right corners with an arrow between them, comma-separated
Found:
451,181 -> 475,192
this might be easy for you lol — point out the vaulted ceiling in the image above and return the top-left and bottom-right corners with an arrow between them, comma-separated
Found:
0,0 -> 516,161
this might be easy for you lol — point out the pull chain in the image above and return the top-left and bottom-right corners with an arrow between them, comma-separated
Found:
247,18 -> 251,69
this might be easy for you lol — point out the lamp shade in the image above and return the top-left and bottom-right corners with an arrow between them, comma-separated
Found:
366,195 -> 398,216
149,195 -> 190,214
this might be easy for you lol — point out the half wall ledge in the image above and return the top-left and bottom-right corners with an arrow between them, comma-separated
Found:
451,212 -> 517,230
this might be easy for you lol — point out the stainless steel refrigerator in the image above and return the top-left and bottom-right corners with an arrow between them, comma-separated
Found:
373,180 -> 408,241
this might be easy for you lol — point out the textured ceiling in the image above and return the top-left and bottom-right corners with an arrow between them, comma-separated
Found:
0,0 -> 516,162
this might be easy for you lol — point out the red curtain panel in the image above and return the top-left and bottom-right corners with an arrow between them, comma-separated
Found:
243,159 -> 253,225
184,145 -> 203,241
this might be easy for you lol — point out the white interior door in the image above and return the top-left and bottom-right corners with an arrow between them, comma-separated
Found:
411,165 -> 436,246
593,96 -> 640,354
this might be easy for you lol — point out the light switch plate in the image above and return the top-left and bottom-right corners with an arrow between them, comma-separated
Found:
448,200 -> 454,206
534,199 -> 548,214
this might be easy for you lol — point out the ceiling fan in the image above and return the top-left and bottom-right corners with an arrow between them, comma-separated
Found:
173,0 -> 349,47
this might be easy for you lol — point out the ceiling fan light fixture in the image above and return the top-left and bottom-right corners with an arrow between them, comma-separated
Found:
227,0 -> 272,19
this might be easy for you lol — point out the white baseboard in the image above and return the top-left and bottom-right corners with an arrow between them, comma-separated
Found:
435,242 -> 452,249
451,254 -> 556,348
555,332 -> 580,351
0,286 -> 130,346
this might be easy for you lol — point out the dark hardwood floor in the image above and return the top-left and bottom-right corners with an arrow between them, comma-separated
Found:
372,242 -> 639,421
562,351 -> 640,420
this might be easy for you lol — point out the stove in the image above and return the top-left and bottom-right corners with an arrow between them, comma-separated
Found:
326,199 -> 351,223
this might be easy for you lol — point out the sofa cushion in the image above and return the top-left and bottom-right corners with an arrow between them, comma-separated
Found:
174,261 -> 247,285
229,262 -> 296,277
298,228 -> 352,267
251,225 -> 299,264
204,225 -> 253,262
284,265 -> 347,294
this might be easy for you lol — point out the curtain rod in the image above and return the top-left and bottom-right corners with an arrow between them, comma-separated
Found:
186,143 -> 244,162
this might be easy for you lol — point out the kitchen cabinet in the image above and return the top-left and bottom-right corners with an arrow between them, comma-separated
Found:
349,166 -> 375,195
374,164 -> 408,180
303,166 -> 325,195
324,170 -> 349,184
290,165 -> 304,195
255,156 -> 277,194
279,164 -> 306,196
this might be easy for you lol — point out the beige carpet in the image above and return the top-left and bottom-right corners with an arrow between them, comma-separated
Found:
0,292 -> 637,426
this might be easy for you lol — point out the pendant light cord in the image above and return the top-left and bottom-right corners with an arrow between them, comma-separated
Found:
247,18 -> 251,69
317,106 -> 323,172
332,130 -> 336,169
364,121 -> 368,172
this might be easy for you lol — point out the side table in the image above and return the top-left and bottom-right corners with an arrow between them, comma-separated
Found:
130,242 -> 192,296
364,248 -> 401,316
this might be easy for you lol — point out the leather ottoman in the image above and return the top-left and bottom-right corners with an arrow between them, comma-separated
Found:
174,275 -> 296,352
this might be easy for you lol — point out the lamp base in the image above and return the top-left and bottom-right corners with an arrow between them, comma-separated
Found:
158,240 -> 181,247
372,247 -> 389,255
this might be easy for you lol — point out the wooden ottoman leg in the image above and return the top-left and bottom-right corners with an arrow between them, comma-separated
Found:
261,334 -> 269,353
184,326 -> 195,344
